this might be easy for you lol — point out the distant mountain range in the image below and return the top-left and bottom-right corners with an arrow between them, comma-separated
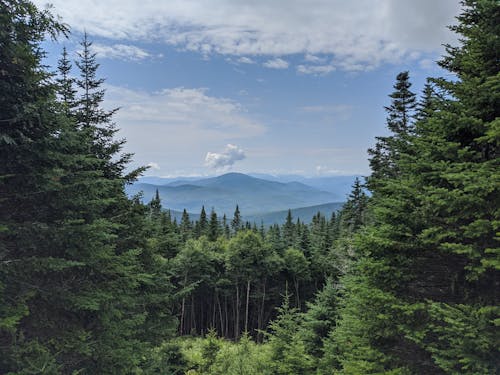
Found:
127,172 -> 359,224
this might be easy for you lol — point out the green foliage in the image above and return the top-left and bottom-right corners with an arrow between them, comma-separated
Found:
324,1 -> 500,374
267,295 -> 314,375
179,335 -> 272,375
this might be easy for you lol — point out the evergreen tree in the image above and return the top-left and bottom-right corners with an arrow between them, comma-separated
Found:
283,209 -> 295,248
0,4 -> 174,372
148,188 -> 162,219
197,205 -> 208,238
340,178 -> 368,233
267,294 -> 314,374
231,205 -> 242,234
208,208 -> 221,241
329,2 -> 500,373
180,209 -> 192,242
367,71 -> 416,185
56,46 -> 77,116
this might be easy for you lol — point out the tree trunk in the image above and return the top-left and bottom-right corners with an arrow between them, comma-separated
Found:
258,279 -> 266,342
224,295 -> 229,338
180,297 -> 186,335
217,292 -> 224,336
235,283 -> 240,339
179,274 -> 188,335
191,295 -> 196,334
245,279 -> 251,333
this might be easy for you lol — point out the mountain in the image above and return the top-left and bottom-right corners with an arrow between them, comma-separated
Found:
248,173 -> 362,197
127,172 -> 343,217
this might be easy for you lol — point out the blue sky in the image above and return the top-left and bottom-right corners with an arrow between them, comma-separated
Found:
36,0 -> 461,177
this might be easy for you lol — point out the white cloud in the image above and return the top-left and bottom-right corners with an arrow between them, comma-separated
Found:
147,162 -> 161,170
205,144 -> 246,170
106,85 -> 265,139
315,165 -> 361,176
263,58 -> 289,69
304,54 -> 326,64
35,0 -> 460,71
90,43 -> 153,61
237,56 -> 256,64
297,63 -> 336,75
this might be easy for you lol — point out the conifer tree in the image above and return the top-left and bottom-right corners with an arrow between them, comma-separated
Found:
56,46 -> 77,116
367,71 -> 416,185
329,2 -> 500,373
199,205 -> 208,236
208,208 -> 221,241
231,205 -> 242,234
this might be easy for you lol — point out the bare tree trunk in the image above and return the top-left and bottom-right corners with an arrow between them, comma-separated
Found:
258,279 -> 266,342
235,283 -> 240,339
245,279 -> 251,333
217,292 -> 224,336
224,295 -> 229,338
180,297 -> 186,335
191,295 -> 196,334
212,292 -> 217,330
179,274 -> 188,335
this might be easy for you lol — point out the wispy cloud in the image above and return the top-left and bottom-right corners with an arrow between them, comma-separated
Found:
35,0 -> 460,71
263,58 -> 289,69
237,56 -> 256,64
90,43 -> 154,61
297,63 -> 335,75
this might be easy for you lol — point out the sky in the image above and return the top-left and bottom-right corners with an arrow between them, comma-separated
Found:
35,0 -> 462,177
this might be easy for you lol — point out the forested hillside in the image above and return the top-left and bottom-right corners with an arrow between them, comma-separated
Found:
0,0 -> 498,374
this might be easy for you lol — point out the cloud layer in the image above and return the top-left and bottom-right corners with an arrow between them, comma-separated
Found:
205,144 -> 246,170
37,0 -> 460,71
90,43 -> 154,61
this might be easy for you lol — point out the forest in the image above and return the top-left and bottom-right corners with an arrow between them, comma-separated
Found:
0,0 -> 498,374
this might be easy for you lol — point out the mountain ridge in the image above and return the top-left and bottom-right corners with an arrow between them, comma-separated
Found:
127,172 -> 355,217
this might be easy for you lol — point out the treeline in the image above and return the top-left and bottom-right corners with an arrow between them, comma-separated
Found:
143,182 -> 366,340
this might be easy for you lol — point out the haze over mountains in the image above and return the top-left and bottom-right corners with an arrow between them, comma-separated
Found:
127,173 -> 359,224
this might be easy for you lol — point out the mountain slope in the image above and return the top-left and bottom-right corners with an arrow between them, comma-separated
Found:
127,173 -> 340,216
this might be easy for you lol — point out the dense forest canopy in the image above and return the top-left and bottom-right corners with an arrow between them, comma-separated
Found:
0,0 -> 498,374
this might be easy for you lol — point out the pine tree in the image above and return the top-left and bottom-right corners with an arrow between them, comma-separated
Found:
75,32 -> 135,180
367,71 -> 416,185
329,2 -> 500,373
56,46 -> 77,116
149,188 -> 162,219
180,209 -> 192,242
231,205 -> 242,234
195,205 -> 209,238
341,178 -> 368,233
283,209 -> 295,248
0,4 -> 173,372
208,208 -> 221,241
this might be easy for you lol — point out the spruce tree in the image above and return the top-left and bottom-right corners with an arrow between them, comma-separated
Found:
329,1 -> 500,373
56,46 -> 77,116
231,205 -> 242,234
208,208 -> 221,241
0,3 -> 173,372
367,71 -> 416,185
